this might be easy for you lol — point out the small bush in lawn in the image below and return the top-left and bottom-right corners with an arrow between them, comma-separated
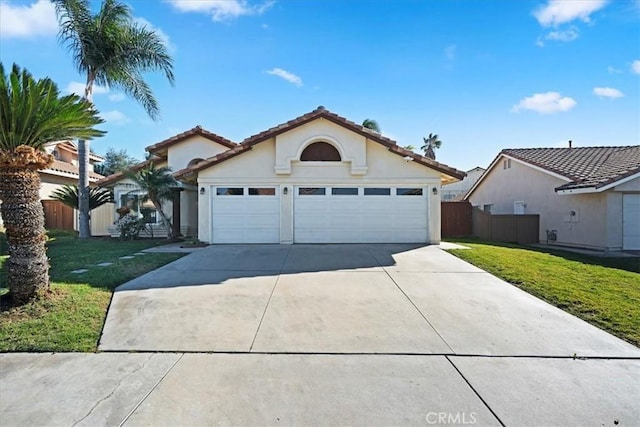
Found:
115,215 -> 144,240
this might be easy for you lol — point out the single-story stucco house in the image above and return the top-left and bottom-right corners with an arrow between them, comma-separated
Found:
97,107 -> 465,244
465,146 -> 640,251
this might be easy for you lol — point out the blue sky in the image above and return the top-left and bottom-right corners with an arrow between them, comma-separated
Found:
1,0 -> 638,171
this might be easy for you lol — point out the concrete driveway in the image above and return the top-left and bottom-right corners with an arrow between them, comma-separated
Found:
2,244 -> 639,426
99,244 -> 638,357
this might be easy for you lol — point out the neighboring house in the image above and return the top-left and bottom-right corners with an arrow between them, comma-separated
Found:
441,166 -> 485,201
465,146 -> 640,251
98,106 -> 466,244
0,140 -> 110,233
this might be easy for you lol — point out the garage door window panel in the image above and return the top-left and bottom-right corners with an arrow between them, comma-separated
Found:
331,187 -> 358,195
397,188 -> 423,196
249,188 -> 276,196
364,188 -> 391,196
299,187 -> 326,195
216,187 -> 244,196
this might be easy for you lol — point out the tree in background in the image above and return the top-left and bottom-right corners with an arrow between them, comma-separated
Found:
421,133 -> 442,160
51,185 -> 113,211
362,118 -> 381,133
128,164 -> 178,239
0,63 -> 104,303
403,145 -> 416,151
53,0 -> 175,239
94,148 -> 139,176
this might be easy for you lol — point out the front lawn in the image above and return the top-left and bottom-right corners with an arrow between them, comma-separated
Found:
0,230 -> 184,352
446,240 -> 640,347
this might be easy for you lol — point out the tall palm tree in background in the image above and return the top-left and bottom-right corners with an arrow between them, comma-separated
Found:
421,133 -> 442,160
128,164 -> 178,240
362,118 -> 381,133
53,0 -> 175,239
0,63 -> 104,303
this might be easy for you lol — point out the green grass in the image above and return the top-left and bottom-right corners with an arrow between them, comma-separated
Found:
446,239 -> 640,347
0,230 -> 184,352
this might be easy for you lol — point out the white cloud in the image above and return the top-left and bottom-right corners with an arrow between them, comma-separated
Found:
0,0 -> 58,38
632,60 -> 640,74
534,0 -> 608,27
511,92 -> 577,114
608,66 -> 622,74
593,87 -> 624,98
65,81 -> 109,97
100,110 -> 131,126
444,44 -> 456,61
545,26 -> 579,42
165,0 -> 274,21
134,17 -> 176,52
266,68 -> 302,87
108,93 -> 126,102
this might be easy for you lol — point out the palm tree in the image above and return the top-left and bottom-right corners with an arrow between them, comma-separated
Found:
421,133 -> 442,160
362,118 -> 381,133
51,185 -> 113,210
53,0 -> 175,239
128,164 -> 178,239
0,63 -> 104,303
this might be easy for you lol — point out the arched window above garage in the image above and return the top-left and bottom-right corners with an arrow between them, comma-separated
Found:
187,158 -> 206,168
300,142 -> 341,161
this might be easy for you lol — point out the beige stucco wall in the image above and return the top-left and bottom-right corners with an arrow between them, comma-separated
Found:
442,167 -> 484,200
167,136 -> 230,172
197,122 -> 443,244
467,156 -> 633,250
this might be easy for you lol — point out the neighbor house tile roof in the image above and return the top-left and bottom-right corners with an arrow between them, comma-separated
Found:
95,160 -> 153,186
145,125 -> 236,154
502,146 -> 640,191
42,160 -> 104,181
174,106 -> 466,181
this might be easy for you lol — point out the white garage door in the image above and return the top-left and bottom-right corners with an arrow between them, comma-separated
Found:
294,186 -> 428,243
211,187 -> 280,243
622,194 -> 640,250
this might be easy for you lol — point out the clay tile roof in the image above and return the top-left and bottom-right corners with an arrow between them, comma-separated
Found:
43,160 -> 104,181
146,125 -> 236,154
95,159 -> 152,186
502,146 -> 640,191
174,145 -> 252,179
176,106 -> 465,180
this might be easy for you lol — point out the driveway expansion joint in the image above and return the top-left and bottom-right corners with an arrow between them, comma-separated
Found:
118,353 -> 185,427
445,355 -> 506,427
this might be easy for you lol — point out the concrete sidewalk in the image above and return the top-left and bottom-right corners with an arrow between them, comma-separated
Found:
1,352 -> 638,426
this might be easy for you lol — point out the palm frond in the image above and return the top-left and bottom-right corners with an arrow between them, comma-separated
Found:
50,184 -> 113,210
0,63 -> 105,152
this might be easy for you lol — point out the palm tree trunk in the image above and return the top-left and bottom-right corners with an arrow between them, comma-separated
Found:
78,77 -> 95,239
0,160 -> 50,303
151,199 -> 173,239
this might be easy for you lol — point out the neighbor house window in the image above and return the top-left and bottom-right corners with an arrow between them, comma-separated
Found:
300,142 -> 341,161
483,204 -> 493,213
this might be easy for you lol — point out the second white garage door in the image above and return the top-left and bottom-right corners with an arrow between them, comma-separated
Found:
622,194 -> 640,250
294,186 -> 428,243
211,187 -> 280,243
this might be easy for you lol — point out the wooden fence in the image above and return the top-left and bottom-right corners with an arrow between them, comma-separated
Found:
441,201 -> 472,238
42,200 -> 74,230
472,208 -> 539,244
